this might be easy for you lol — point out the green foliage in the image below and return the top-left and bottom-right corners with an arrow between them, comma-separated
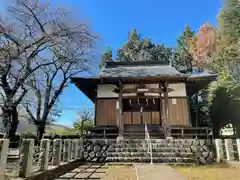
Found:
73,110 -> 94,135
116,28 -> 173,62
17,131 -> 36,139
219,0 -> 240,44
100,46 -> 113,69
194,0 -> 240,137
174,25 -> 195,71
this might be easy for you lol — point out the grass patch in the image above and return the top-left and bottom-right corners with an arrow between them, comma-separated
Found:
175,163 -> 240,180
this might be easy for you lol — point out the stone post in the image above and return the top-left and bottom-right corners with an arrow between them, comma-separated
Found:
69,140 -> 72,161
0,139 -> 9,180
19,139 -> 34,178
236,139 -> 240,161
215,139 -> 223,163
77,138 -> 83,159
224,139 -> 234,161
63,139 -> 71,162
39,139 -> 50,171
52,139 -> 62,166
72,139 -> 77,160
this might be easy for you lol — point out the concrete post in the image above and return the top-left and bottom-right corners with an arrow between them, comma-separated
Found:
63,139 -> 71,162
52,139 -> 62,166
0,139 -> 9,180
39,139 -> 50,171
236,139 -> 240,161
225,139 -> 234,161
215,139 -> 223,163
69,140 -> 72,161
19,139 -> 34,178
72,139 -> 77,160
77,138 -> 83,159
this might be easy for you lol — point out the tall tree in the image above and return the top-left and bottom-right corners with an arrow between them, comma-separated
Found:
175,25 -> 195,71
116,28 -> 173,62
190,23 -> 217,69
0,0 -> 96,138
210,0 -> 240,137
24,34 -> 96,140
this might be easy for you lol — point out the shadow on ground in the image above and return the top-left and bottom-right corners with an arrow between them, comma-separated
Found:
55,163 -> 107,180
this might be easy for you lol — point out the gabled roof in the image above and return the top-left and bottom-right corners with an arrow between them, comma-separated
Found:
100,60 -> 188,78
71,61 -> 218,102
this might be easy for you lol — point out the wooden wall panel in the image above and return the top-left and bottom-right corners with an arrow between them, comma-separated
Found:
96,99 -> 117,126
124,112 -> 132,124
152,112 -> 160,124
95,97 -> 189,126
143,112 -> 152,124
132,112 -> 141,124
161,97 -> 190,126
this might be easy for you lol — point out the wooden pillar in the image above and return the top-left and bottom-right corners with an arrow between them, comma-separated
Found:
118,82 -> 124,137
163,81 -> 170,137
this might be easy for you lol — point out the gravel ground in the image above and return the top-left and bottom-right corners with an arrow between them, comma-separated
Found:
175,164 -> 240,180
102,165 -> 137,180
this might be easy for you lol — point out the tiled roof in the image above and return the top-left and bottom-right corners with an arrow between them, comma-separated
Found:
99,62 -> 187,78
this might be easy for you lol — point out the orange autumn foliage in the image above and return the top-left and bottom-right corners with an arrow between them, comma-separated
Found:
190,23 -> 217,68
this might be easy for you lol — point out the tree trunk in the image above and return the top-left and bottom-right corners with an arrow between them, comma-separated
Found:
212,125 -> 221,138
2,105 -> 19,140
37,124 -> 46,141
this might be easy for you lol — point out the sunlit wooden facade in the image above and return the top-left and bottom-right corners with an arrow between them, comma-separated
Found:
71,61 -> 217,137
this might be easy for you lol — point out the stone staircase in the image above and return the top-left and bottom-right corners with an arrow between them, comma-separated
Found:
106,139 -> 215,164
123,124 -> 165,139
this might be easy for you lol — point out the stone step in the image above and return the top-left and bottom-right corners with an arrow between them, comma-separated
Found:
108,147 -> 193,153
107,152 -> 194,158
106,157 -> 197,163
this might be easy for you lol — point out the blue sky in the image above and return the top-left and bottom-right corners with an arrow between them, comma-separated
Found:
56,0 -> 223,127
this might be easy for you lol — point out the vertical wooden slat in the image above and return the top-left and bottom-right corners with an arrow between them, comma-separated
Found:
124,112 -> 132,124
96,99 -> 117,126
163,97 -> 189,126
152,112 -> 160,124
132,112 -> 141,124
143,112 -> 151,124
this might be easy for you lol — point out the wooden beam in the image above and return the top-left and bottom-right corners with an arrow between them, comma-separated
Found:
114,87 -> 174,94
118,81 -> 124,137
163,81 -> 170,137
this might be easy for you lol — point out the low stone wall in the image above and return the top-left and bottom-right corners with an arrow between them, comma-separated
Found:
157,139 -> 216,164
81,139 -> 216,164
82,139 -> 109,162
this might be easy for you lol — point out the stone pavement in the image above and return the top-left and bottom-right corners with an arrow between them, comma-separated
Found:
54,163 -> 187,180
135,164 -> 187,180
55,163 -> 107,180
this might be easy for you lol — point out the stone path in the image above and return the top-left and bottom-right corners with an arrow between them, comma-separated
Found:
54,163 -> 187,180
55,163 -> 107,180
135,164 -> 187,180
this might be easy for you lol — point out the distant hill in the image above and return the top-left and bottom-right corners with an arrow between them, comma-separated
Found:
0,119 -> 72,135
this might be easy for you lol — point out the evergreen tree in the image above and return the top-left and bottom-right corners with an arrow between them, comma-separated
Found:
175,25 -> 195,71
99,46 -> 113,69
116,28 -> 173,62
219,0 -> 240,45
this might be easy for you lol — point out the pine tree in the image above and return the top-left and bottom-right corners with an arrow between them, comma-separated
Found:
99,46 -> 113,69
175,25 -> 195,71
116,28 -> 173,62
